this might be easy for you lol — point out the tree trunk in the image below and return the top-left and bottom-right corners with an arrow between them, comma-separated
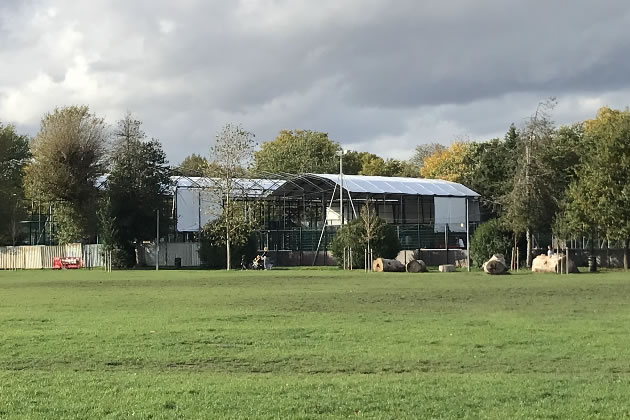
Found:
406,259 -> 427,273
226,188 -> 231,271
526,228 -> 532,268
226,231 -> 231,271
624,238 -> 629,271
372,258 -> 405,272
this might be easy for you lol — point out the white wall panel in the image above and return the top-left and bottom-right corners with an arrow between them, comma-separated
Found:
434,197 -> 466,232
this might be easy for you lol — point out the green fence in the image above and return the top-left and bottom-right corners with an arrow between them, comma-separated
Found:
255,224 -> 478,252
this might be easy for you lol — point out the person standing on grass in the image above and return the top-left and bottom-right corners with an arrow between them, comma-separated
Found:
262,247 -> 268,270
547,245 -> 554,257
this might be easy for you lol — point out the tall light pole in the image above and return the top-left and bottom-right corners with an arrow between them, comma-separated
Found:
11,193 -> 18,246
156,209 -> 159,271
336,150 -> 344,225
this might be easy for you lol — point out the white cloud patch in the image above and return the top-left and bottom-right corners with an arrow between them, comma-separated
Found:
158,19 -> 175,35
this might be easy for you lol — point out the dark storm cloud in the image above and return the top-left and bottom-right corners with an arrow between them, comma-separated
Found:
322,0 -> 630,107
1,0 -> 630,163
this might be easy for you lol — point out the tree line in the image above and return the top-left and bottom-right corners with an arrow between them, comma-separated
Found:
0,106 -> 171,267
2,101 -> 630,268
178,100 -> 630,269
418,100 -> 630,269
178,129 -> 439,178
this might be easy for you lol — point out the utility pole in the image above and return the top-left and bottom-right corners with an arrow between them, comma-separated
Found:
466,198 -> 470,272
156,209 -> 159,271
336,150 -> 344,225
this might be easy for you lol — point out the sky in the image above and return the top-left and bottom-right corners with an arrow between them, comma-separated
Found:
1,0 -> 630,165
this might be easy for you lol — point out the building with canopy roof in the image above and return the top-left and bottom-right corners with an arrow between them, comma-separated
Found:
173,173 -> 480,263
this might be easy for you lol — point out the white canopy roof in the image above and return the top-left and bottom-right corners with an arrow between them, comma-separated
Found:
172,176 -> 285,198
172,174 -> 479,198
269,174 -> 479,197
311,174 -> 479,197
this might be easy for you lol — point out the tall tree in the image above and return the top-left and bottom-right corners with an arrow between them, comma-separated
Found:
543,123 -> 584,191
504,123 -> 519,150
330,200 -> 401,269
24,106 -> 108,243
560,107 -> 630,269
177,153 -> 209,177
0,123 -> 31,245
104,113 -> 172,266
410,143 -> 447,172
464,138 -> 508,217
464,128 -> 520,218
419,141 -> 478,182
342,151 -> 370,175
208,124 -> 256,270
359,155 -> 405,177
502,99 -> 558,267
340,151 -> 412,177
253,130 -> 340,174
397,161 -> 421,178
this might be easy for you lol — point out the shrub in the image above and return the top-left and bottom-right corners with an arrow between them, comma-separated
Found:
330,215 -> 401,269
198,220 -> 257,269
470,219 -> 512,267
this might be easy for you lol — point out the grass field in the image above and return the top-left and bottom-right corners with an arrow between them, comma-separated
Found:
1,268 -> 630,419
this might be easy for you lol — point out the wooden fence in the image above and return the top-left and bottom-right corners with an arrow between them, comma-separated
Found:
0,244 -> 105,270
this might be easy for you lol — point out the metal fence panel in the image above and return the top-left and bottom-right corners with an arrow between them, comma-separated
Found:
140,242 -> 201,267
83,244 -> 105,268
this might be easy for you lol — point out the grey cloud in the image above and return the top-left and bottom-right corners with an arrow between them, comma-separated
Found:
2,0 -> 630,165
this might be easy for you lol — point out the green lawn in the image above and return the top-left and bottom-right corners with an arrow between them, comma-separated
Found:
1,268 -> 629,419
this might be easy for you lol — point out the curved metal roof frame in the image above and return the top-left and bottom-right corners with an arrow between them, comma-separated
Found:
171,173 -> 480,199
171,176 -> 286,198
271,174 -> 480,198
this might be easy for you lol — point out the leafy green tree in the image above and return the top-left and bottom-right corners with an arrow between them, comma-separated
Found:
414,126 -> 520,218
342,151 -> 369,175
504,124 -> 518,149
543,123 -> 584,191
359,155 -> 405,176
420,141 -> 478,182
0,123 -> 31,245
200,205 -> 259,269
24,106 -> 108,243
410,143 -> 447,172
343,151 -> 413,177
470,219 -> 513,268
397,161 -> 421,178
97,197 -> 118,253
462,139 -> 505,216
463,128 -> 521,218
330,203 -> 401,268
177,153 -> 209,177
560,107 -> 630,269
253,130 -> 339,174
208,123 -> 257,270
502,99 -> 558,267
104,114 -> 172,267
381,158 -> 405,177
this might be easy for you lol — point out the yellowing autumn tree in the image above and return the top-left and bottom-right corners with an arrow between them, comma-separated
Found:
419,142 -> 477,182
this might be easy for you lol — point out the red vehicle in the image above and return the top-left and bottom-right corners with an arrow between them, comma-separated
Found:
52,257 -> 83,269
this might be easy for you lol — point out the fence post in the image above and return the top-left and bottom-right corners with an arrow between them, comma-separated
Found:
444,225 -> 449,265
